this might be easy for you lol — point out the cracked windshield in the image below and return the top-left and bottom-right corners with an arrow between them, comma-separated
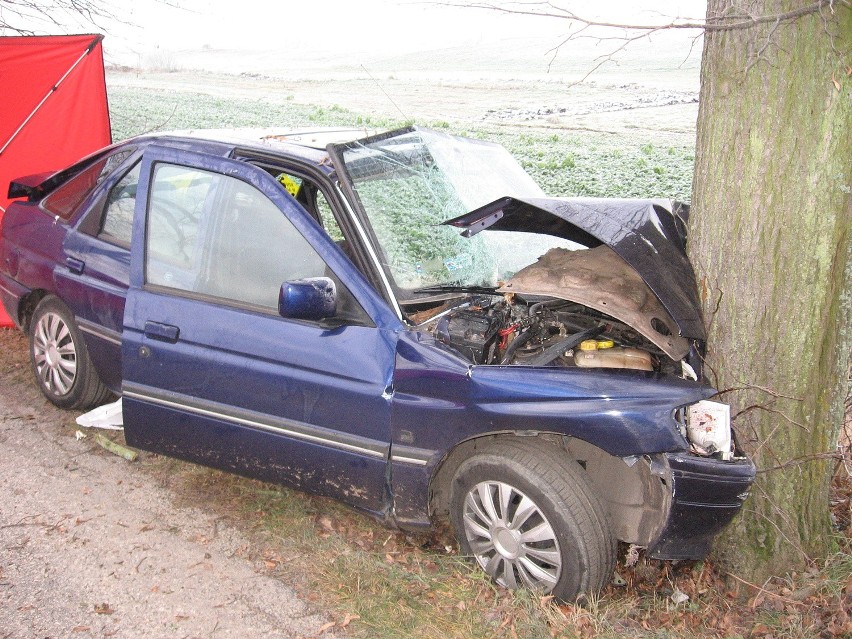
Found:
338,128 -> 581,294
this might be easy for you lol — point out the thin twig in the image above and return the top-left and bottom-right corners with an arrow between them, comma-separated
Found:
744,18 -> 782,73
732,404 -> 810,432
714,384 -> 803,403
726,572 -> 806,607
750,420 -> 784,459
746,482 -> 814,564
756,451 -> 843,473
0,514 -> 40,529
433,1 -> 849,32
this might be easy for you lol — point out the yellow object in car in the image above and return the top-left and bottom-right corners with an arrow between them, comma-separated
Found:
277,173 -> 302,197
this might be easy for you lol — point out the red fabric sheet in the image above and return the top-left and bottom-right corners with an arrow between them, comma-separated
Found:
0,34 -> 111,327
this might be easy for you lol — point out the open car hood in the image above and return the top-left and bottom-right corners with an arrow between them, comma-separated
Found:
498,245 -> 691,360
444,197 -> 705,349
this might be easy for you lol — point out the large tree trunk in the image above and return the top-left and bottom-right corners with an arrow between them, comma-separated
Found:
689,0 -> 851,581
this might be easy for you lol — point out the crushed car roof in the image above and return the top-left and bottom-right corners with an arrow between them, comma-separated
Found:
146,127 -> 373,158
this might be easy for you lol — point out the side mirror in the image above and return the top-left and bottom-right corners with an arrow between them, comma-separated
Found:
278,277 -> 337,321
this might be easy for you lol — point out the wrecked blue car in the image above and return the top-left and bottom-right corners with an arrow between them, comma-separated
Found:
0,126 -> 755,600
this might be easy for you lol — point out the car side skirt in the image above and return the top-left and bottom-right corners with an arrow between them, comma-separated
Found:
122,383 -> 392,516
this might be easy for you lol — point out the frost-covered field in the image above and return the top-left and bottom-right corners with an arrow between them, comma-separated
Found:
108,74 -> 696,201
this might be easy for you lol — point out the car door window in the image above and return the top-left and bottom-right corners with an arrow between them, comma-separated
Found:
146,164 -> 214,283
146,163 -> 368,321
43,149 -> 134,220
315,189 -> 346,243
273,170 -> 345,243
99,161 -> 141,246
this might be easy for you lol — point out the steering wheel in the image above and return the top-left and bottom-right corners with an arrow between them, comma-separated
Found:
149,196 -> 198,262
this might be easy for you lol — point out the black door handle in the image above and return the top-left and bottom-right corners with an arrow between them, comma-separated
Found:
144,321 -> 180,343
66,257 -> 85,274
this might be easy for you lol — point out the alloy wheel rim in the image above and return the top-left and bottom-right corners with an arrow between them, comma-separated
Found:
33,311 -> 77,396
462,480 -> 561,592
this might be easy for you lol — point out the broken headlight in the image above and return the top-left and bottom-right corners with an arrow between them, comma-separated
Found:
681,400 -> 733,460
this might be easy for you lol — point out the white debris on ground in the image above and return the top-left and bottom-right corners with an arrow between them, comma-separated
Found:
75,398 -> 123,430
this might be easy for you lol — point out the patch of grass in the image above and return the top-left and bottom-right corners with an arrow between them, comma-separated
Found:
107,87 -> 408,141
483,128 -> 694,200
154,453 -> 851,639
158,464 -> 546,638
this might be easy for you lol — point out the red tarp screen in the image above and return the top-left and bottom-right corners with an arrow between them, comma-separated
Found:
0,34 -> 111,326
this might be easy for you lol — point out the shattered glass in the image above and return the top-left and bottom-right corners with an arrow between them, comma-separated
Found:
340,128 -> 580,292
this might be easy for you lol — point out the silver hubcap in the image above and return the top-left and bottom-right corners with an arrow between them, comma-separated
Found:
462,481 -> 561,592
33,312 -> 77,396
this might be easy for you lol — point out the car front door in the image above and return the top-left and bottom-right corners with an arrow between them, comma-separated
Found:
121,145 -> 399,515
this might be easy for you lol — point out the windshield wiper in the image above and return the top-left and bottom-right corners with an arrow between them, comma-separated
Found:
412,284 -> 499,295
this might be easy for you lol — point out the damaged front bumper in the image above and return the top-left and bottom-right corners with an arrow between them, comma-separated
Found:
647,451 -> 756,560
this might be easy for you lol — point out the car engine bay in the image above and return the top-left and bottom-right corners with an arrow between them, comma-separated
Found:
415,293 -> 685,376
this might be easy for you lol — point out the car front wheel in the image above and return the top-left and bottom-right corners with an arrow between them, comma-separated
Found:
29,296 -> 110,410
449,438 -> 616,601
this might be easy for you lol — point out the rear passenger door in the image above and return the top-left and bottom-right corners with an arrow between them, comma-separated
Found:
58,149 -> 141,391
121,145 -> 399,515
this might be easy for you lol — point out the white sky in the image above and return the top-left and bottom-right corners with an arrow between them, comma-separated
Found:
1,1 -> 707,68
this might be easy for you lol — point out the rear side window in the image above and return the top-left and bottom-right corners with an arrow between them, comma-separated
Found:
42,150 -> 133,220
99,162 -> 142,246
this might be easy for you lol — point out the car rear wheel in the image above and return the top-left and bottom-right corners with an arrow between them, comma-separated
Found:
29,296 -> 111,410
449,438 -> 616,601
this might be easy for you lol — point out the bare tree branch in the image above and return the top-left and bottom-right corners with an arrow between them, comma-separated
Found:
0,0 -> 189,35
0,0 -> 120,33
756,450 -> 845,473
434,0 -> 850,77
435,1 -> 850,32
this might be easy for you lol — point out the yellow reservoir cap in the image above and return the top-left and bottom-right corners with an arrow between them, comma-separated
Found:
579,340 -> 599,351
596,340 -> 615,349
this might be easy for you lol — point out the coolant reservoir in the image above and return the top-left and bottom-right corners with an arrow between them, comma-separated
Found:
579,339 -> 615,351
574,347 -> 653,371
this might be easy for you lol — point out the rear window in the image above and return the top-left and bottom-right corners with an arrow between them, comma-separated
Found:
42,150 -> 133,220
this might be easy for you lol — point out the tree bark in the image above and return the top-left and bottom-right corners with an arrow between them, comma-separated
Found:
690,0 -> 851,581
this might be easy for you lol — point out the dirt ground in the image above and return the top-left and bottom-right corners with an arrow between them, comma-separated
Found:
0,328 -> 337,639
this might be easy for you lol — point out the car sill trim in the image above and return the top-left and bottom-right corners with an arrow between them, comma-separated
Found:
390,455 -> 429,466
77,317 -> 122,346
389,444 -> 434,466
122,383 -> 388,460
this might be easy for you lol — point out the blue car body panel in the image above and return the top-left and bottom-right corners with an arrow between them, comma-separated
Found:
386,329 -> 716,526
0,129 -> 756,560
392,329 -> 712,457
121,145 -> 401,513
55,230 -> 129,390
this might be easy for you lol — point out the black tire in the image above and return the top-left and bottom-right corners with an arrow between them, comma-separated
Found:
449,437 -> 616,602
28,296 -> 111,410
